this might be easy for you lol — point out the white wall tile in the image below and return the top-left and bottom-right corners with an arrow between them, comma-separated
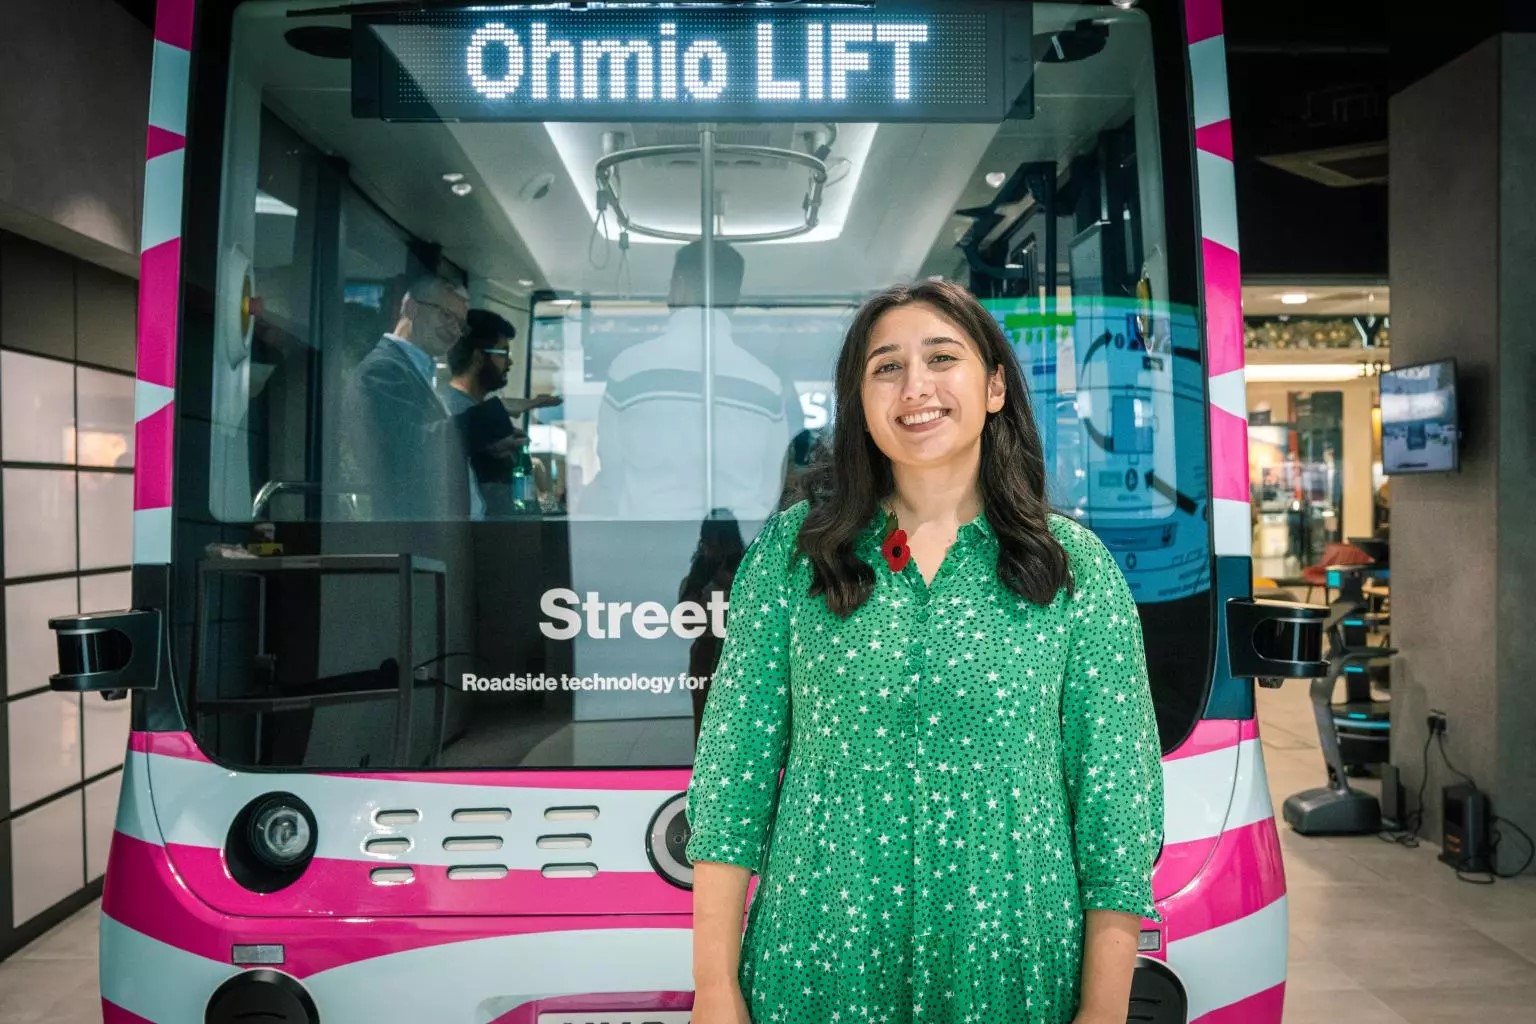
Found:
3,468 -> 77,578
5,578 -> 78,696
85,771 -> 122,882
79,570 -> 132,614
83,692 -> 131,778
7,690 -> 82,809
11,792 -> 85,926
76,367 -> 134,468
1,350 -> 75,464
78,471 -> 132,571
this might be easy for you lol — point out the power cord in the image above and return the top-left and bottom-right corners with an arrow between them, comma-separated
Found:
1381,711 -> 1536,882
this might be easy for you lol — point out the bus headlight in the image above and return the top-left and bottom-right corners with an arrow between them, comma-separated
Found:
227,793 -> 317,892
249,798 -> 314,869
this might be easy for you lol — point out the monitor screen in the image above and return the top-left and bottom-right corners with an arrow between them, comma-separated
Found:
1380,359 -> 1459,474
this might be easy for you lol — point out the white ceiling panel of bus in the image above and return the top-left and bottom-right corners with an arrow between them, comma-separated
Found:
243,5 -> 1147,299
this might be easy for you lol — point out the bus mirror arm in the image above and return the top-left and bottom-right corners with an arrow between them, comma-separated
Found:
48,609 -> 162,700
1225,598 -> 1330,682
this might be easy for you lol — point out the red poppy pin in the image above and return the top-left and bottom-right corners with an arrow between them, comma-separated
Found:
881,508 -> 910,573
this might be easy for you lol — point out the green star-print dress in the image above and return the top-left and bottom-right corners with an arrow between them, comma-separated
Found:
685,498 -> 1164,1024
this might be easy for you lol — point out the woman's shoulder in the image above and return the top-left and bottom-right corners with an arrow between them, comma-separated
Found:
1045,512 -> 1117,571
743,499 -> 812,570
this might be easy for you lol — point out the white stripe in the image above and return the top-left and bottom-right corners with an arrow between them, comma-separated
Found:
1208,369 -> 1247,420
147,40 -> 190,136
1196,149 -> 1240,253
100,914 -> 234,1023
98,916 -> 694,1024
1212,498 -> 1251,558
1160,742 -> 1238,846
135,380 -> 175,422
133,507 -> 173,565
306,928 -> 694,1023
141,149 -> 184,252
146,752 -> 682,872
115,752 -> 165,846
1169,895 -> 1288,1019
1188,37 -> 1231,129
1226,737 -> 1277,833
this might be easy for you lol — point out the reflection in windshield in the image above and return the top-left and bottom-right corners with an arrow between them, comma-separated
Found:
178,1 -> 1210,771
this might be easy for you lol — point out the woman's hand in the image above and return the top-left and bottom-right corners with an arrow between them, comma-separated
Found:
690,978 -> 752,1024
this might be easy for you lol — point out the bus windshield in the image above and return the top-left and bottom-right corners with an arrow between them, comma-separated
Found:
173,0 -> 1211,771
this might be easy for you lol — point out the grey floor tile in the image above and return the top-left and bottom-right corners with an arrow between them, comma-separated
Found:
1371,983 -> 1536,1024
1282,986 -> 1411,1024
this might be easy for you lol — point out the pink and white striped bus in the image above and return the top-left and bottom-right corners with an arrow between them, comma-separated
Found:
50,2 -> 1325,1021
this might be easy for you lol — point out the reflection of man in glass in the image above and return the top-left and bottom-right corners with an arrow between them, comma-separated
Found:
340,274 -> 470,520
580,240 -> 791,521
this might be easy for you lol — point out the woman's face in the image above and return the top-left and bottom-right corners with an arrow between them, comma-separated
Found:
859,301 -> 1006,471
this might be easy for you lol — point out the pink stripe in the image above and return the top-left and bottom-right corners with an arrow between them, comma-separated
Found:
105,830 -> 696,978
165,842 -> 693,918
1209,406 -> 1249,503
102,999 -> 157,1024
154,0 -> 195,50
322,767 -> 692,791
1153,832 -> 1218,903
1195,120 -> 1234,161
490,991 -> 696,1024
1185,0 -> 1224,45
1193,982 -> 1285,1024
133,403 -> 174,511
1238,718 -> 1260,743
145,125 -> 185,161
138,238 -> 180,388
1163,819 -> 1286,940
1202,238 -> 1243,377
128,731 -> 211,763
1163,719 -> 1240,763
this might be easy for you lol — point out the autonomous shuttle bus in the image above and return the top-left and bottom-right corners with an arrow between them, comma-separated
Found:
51,1 -> 1327,1021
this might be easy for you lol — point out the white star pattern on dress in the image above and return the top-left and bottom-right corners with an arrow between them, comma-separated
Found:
685,500 -> 1164,1024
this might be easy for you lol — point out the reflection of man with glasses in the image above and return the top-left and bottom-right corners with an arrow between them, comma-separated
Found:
443,308 -> 561,518
340,274 -> 472,520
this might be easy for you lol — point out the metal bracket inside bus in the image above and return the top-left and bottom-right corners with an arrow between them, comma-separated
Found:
1225,598 -> 1329,686
48,609 -> 162,700
594,126 -> 831,244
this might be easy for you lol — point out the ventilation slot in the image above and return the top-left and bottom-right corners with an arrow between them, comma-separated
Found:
542,863 -> 598,878
448,865 -> 509,881
544,805 -> 599,822
444,836 -> 504,853
374,809 -> 420,827
370,867 -> 414,885
452,807 -> 512,823
536,834 -> 592,850
365,837 -> 411,857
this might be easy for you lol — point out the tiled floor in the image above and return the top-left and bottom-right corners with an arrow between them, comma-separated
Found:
2,683 -> 1534,1022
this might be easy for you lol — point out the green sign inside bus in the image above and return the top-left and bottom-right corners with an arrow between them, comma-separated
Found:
352,5 -> 1031,123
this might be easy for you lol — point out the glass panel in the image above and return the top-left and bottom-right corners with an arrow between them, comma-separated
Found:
86,772 -> 123,881
177,0 -> 1208,768
6,578 -> 78,696
3,468 -> 77,578
1,350 -> 74,464
80,570 -> 133,614
7,690 -> 82,809
10,793 -> 84,927
76,367 -> 135,468
84,691 -> 132,777
78,471 -> 133,570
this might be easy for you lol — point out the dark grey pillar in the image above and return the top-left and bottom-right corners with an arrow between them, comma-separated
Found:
1388,34 -> 1536,874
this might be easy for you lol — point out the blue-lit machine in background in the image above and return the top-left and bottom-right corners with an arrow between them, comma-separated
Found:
1283,538 -> 1395,835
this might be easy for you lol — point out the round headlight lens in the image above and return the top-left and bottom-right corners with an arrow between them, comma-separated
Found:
250,801 -> 312,867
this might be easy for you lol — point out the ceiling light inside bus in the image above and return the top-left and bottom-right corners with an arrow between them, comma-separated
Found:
985,172 -> 1007,188
255,191 -> 297,218
442,172 -> 465,183
1280,292 -> 1309,305
451,182 -> 474,197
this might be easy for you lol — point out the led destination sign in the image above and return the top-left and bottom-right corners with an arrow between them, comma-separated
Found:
353,6 -> 1023,122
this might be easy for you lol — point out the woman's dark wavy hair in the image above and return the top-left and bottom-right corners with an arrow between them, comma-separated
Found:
795,279 -> 1071,617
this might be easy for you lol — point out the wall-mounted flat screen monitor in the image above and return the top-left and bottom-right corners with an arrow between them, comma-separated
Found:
1380,358 -> 1459,474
